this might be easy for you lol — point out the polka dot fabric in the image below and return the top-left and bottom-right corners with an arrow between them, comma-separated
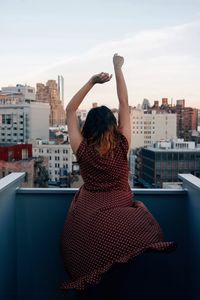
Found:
60,134 -> 175,292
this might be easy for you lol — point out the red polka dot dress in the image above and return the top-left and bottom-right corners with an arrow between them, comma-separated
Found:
60,134 -> 175,291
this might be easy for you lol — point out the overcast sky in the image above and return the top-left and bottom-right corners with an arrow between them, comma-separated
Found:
0,0 -> 200,109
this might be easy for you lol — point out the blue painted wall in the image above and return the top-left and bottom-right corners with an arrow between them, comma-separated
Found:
0,174 -> 24,300
15,190 -> 189,300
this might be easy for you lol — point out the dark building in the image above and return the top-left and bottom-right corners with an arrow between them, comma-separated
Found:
137,146 -> 200,188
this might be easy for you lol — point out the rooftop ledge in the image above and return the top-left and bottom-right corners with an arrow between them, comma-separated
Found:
0,172 -> 200,300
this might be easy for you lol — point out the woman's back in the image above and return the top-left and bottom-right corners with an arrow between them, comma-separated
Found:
76,134 -> 130,192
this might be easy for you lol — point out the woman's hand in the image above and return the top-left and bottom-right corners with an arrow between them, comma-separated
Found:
113,53 -> 124,70
90,72 -> 112,84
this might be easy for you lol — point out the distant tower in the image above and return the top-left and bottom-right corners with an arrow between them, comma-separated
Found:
141,98 -> 151,110
58,75 -> 64,107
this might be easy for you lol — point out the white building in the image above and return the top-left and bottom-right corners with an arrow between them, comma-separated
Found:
0,102 -> 50,143
32,142 -> 74,182
1,84 -> 36,101
130,108 -> 177,149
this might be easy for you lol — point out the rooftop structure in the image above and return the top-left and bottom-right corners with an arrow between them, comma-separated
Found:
1,84 -> 36,101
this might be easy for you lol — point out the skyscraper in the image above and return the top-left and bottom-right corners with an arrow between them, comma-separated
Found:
58,75 -> 64,107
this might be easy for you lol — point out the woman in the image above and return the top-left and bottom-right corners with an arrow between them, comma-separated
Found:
60,54 -> 175,292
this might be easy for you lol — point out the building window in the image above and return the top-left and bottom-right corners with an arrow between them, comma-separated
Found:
22,149 -> 28,159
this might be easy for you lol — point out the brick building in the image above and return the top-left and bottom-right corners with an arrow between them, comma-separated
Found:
36,80 -> 65,126
176,100 -> 198,140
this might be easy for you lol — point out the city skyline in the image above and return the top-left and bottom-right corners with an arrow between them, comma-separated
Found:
0,0 -> 200,109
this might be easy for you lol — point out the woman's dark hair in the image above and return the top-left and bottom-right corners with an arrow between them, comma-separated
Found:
82,106 -> 120,156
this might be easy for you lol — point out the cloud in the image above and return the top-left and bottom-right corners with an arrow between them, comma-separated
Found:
44,21 -> 199,108
1,21 -> 200,108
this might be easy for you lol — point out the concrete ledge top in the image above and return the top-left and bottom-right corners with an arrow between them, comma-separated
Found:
178,174 -> 200,190
17,187 -> 186,195
0,172 -> 25,192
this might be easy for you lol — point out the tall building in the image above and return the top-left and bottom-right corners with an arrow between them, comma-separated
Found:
58,75 -> 64,107
130,107 -> 177,149
36,80 -> 65,127
0,101 -> 50,143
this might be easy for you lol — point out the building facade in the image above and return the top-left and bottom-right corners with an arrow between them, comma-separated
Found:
176,100 -> 198,141
32,142 -> 75,183
137,140 -> 200,188
0,102 -> 50,143
130,107 -> 177,149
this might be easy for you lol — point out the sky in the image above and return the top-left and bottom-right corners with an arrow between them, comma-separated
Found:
0,0 -> 200,109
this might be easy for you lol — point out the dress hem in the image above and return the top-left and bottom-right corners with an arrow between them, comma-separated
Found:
60,241 -> 176,293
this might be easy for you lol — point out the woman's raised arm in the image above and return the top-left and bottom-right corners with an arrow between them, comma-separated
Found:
113,54 -> 131,146
66,72 -> 112,154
